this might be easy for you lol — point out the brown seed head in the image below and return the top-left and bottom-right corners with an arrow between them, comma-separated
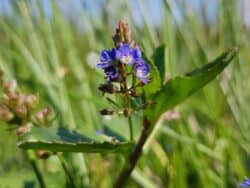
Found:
6,93 -> 21,107
0,105 -> 14,122
3,80 -> 18,93
34,107 -> 53,124
118,19 -> 131,43
23,94 -> 38,108
36,150 -> 51,159
14,105 -> 28,118
113,19 -> 132,47
100,109 -> 114,115
98,83 -> 119,94
123,107 -> 131,117
16,123 -> 32,136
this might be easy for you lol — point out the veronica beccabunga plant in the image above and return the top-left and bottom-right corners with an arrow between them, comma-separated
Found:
97,20 -> 151,141
1,20 -> 238,187
97,20 -> 238,187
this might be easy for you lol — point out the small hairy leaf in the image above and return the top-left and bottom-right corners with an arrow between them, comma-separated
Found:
148,47 -> 238,122
18,126 -> 134,154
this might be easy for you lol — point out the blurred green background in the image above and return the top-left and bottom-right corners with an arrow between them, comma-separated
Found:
0,0 -> 249,187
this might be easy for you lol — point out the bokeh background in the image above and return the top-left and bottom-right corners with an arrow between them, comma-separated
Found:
0,0 -> 249,187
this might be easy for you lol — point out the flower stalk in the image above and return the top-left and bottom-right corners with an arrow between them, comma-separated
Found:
114,118 -> 151,187
0,71 -> 55,188
97,20 -> 151,141
97,19 -> 154,185
120,62 -> 134,141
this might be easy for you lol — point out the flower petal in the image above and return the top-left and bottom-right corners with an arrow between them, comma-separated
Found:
140,77 -> 148,84
133,46 -> 142,59
100,50 -> 110,62
117,44 -> 137,65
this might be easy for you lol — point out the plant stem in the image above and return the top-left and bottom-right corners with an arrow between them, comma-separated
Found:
128,67 -> 135,141
114,118 -> 151,187
57,154 -> 76,188
120,63 -> 134,141
26,151 -> 46,188
128,116 -> 133,140
30,160 -> 46,188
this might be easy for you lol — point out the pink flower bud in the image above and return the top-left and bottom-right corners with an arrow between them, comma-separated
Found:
3,80 -> 17,93
16,123 -> 32,136
0,105 -> 14,122
14,105 -> 28,118
23,94 -> 38,108
34,107 -> 53,125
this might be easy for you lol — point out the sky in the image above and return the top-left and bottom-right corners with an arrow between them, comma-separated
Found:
0,0 -> 248,27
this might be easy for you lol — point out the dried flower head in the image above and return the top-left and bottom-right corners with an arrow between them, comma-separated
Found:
0,70 -> 54,135
16,123 -> 32,136
113,19 -> 132,47
36,150 -> 51,159
100,109 -> 115,115
0,105 -> 14,122
34,107 -> 54,125
98,83 -> 119,94
3,80 -> 17,93
23,94 -> 38,108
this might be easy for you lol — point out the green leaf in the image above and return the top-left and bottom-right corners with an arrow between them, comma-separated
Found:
142,53 -> 161,98
148,47 -> 238,122
18,126 -> 134,154
102,125 -> 126,142
151,45 -> 165,83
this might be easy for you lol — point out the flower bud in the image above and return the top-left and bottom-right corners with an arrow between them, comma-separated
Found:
3,80 -> 17,93
16,123 -> 32,136
123,107 -> 131,117
0,105 -> 14,122
118,19 -> 132,43
14,105 -> 27,118
100,109 -> 114,115
36,150 -> 51,159
128,88 -> 138,97
6,93 -> 21,107
113,19 -> 132,47
34,107 -> 53,125
98,83 -> 118,94
23,94 -> 38,108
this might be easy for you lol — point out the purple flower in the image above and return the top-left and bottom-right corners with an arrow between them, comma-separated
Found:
134,61 -> 150,84
97,48 -> 116,69
116,44 -> 141,65
104,66 -> 119,82
240,178 -> 250,187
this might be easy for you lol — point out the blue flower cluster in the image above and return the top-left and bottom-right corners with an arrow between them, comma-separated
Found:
97,44 -> 150,84
240,178 -> 250,187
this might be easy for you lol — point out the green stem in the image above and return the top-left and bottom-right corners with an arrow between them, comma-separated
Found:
57,154 -> 76,188
26,151 -> 46,188
120,63 -> 134,141
128,116 -> 133,141
114,118 -> 151,187
126,95 -> 133,141
30,160 -> 46,188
